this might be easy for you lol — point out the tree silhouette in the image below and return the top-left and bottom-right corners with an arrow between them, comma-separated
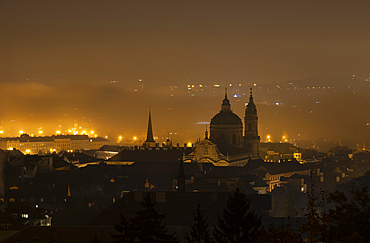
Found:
256,217 -> 304,243
111,213 -> 136,242
327,186 -> 370,242
213,188 -> 262,243
91,232 -> 105,243
185,203 -> 213,243
111,192 -> 179,243
299,173 -> 329,243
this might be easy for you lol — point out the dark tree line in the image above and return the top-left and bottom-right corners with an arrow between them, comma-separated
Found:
186,188 -> 264,243
298,175 -> 370,243
110,184 -> 370,243
185,188 -> 303,243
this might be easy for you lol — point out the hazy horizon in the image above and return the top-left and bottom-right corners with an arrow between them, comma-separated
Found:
1,0 -> 370,150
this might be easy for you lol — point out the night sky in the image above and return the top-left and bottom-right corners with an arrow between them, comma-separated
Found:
1,0 -> 370,148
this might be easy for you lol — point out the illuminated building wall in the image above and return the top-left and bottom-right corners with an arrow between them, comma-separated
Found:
0,134 -> 110,154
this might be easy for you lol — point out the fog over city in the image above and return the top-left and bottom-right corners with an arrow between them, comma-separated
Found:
1,0 -> 370,149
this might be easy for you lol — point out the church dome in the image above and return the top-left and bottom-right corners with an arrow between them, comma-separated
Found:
210,111 -> 242,125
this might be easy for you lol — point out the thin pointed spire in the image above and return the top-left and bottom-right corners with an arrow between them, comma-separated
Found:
225,87 -> 228,99
145,107 -> 155,143
246,87 -> 257,114
248,88 -> 255,104
205,125 -> 209,139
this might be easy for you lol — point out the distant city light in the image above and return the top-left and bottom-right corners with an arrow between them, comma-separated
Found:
276,103 -> 279,105
38,131 -> 43,134
0,131 -> 3,134
187,142 -> 192,147
19,131 -> 23,134
234,94 -> 241,98
56,131 -> 61,134
214,84 -> 220,87
91,131 -> 94,134
133,136 -> 137,140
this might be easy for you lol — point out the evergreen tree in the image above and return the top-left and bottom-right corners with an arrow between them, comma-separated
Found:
133,193 -> 179,243
111,213 -> 136,243
213,188 -> 263,243
111,193 -> 179,243
185,203 -> 213,243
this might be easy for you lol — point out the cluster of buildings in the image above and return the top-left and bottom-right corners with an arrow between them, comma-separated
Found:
0,134 -> 109,155
1,88 -> 370,242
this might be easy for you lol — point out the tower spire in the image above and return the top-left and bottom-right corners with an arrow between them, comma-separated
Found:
221,88 -> 231,112
144,107 -> 155,147
247,88 -> 256,112
244,87 -> 260,158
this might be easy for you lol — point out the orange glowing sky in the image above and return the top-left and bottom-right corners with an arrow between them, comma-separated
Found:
1,0 -> 370,149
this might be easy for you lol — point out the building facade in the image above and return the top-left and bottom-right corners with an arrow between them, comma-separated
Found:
0,134 -> 109,155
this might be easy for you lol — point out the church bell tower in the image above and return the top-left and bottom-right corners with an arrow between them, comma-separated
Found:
244,88 -> 260,158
